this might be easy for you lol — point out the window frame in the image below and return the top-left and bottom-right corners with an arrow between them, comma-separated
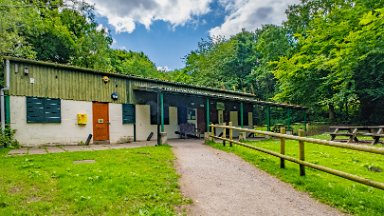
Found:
26,97 -> 61,123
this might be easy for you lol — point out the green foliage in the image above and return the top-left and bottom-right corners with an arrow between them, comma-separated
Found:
0,146 -> 188,214
274,1 -> 384,123
1,0 -> 384,123
110,49 -> 161,78
209,135 -> 384,216
252,25 -> 293,100
0,0 -> 156,74
184,32 -> 258,92
0,127 -> 19,148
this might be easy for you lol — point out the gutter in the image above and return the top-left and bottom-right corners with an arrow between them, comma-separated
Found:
1,59 -> 10,130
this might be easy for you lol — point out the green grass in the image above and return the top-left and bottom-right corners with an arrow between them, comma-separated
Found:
0,145 -> 189,215
209,134 -> 384,216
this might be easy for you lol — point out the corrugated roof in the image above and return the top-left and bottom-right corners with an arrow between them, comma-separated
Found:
2,56 -> 307,110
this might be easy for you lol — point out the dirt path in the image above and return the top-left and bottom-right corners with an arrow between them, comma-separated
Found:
170,139 -> 344,216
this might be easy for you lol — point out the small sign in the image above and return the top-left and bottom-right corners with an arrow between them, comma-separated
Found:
217,102 -> 225,110
98,119 -> 104,123
29,78 -> 35,84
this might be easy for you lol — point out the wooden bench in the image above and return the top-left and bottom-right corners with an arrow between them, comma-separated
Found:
329,126 -> 384,144
176,123 -> 203,139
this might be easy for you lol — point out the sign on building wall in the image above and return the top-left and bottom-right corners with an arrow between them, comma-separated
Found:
216,102 -> 225,110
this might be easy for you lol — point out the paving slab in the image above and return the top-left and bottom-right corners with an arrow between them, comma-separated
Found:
87,145 -> 110,151
7,140 -> 159,156
61,145 -> 93,152
27,148 -> 47,155
46,147 -> 66,153
7,148 -> 28,156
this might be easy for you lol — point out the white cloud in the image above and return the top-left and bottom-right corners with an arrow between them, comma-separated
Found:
210,0 -> 300,38
84,0 -> 213,33
157,66 -> 170,72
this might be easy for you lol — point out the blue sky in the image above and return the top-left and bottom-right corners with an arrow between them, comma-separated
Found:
87,0 -> 299,70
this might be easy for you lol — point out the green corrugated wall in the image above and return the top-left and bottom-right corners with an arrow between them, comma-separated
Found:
9,62 -> 128,103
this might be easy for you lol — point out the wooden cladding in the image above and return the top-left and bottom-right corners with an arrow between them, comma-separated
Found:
26,97 -> 61,123
10,63 -> 127,103
122,104 -> 135,124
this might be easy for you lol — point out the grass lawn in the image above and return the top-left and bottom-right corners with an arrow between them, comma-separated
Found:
0,145 -> 189,215
209,134 -> 384,216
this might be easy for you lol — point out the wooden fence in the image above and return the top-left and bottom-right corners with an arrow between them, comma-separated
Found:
209,123 -> 384,190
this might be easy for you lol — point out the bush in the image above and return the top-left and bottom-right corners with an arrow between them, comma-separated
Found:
0,127 -> 19,148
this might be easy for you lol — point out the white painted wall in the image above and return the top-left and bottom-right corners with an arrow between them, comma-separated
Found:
248,112 -> 253,129
109,103 -> 134,143
187,108 -> 197,129
230,111 -> 239,137
10,96 -> 136,146
135,104 -> 179,141
10,96 -> 93,146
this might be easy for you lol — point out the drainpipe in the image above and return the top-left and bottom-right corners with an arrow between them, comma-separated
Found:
1,59 -> 10,131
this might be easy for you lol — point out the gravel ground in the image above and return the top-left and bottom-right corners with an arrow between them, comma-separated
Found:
170,139 -> 345,216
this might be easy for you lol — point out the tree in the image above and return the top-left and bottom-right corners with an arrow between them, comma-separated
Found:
275,0 -> 384,122
110,49 -> 161,78
251,25 -> 293,100
0,0 -> 38,59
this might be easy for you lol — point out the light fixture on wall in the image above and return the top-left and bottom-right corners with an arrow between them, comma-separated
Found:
111,92 -> 119,100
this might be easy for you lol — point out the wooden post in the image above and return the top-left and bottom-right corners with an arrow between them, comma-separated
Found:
211,124 -> 214,137
229,122 -> 233,147
280,127 -> 286,168
298,129 -> 305,176
222,122 -> 227,146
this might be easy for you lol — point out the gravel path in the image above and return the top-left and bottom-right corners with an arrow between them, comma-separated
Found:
170,139 -> 344,216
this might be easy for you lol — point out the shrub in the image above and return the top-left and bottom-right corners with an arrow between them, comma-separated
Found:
0,127 -> 19,148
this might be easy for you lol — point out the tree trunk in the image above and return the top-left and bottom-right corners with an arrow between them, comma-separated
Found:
329,104 -> 335,122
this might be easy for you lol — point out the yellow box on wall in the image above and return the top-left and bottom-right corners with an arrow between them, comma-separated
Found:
77,113 -> 87,125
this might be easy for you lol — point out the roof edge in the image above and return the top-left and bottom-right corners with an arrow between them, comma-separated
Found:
2,56 -> 307,110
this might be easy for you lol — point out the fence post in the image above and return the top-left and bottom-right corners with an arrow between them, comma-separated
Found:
280,127 -> 286,169
298,129 -> 305,176
229,122 -> 233,147
211,124 -> 215,138
222,122 -> 227,146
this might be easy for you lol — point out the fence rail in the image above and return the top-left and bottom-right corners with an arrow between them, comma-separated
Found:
209,124 -> 384,190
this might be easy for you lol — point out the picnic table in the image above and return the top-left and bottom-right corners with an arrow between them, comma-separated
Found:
329,125 -> 384,144
272,123 -> 293,134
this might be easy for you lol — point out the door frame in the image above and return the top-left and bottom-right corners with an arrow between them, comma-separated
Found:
92,102 -> 110,142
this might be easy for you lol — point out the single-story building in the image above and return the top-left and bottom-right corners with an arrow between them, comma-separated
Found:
0,57 -> 306,146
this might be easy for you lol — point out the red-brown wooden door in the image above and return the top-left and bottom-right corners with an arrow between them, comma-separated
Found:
197,107 -> 206,133
93,102 -> 109,141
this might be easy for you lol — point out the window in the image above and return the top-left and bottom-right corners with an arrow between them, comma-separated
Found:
26,97 -> 61,123
122,104 -> 135,124
187,108 -> 196,120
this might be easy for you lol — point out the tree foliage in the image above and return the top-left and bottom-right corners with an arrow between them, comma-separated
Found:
182,0 -> 384,123
0,0 -> 160,76
1,0 -> 383,123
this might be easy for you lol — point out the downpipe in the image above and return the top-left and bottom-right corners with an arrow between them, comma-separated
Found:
1,59 -> 10,131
